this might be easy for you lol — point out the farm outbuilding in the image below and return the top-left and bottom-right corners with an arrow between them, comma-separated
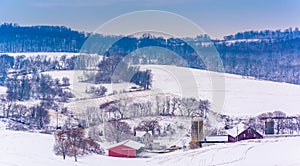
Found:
235,127 -> 263,141
226,124 -> 263,142
205,135 -> 236,143
134,130 -> 153,149
107,140 -> 145,158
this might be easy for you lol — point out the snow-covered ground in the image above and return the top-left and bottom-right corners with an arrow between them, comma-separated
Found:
39,64 -> 300,117
1,52 -> 300,117
0,125 -> 300,166
142,65 -> 300,116
0,86 -> 6,94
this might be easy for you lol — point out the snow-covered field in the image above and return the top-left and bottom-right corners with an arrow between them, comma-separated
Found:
1,125 -> 300,166
43,70 -> 139,100
142,65 -> 300,116
41,65 -> 300,117
0,86 -> 6,94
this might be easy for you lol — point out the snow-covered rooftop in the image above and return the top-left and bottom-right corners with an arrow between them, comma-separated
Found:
135,131 -> 152,137
205,136 -> 229,142
107,140 -> 145,150
225,123 -> 246,137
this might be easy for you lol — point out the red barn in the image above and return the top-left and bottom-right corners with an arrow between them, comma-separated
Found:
226,125 -> 263,142
108,140 -> 145,158
236,127 -> 263,141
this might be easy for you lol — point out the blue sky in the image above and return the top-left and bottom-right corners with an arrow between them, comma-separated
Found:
0,0 -> 299,39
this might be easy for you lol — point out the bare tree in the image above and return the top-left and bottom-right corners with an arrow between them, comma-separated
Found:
199,99 -> 210,117
171,97 -> 181,116
296,116 -> 300,134
116,99 -> 129,119
273,110 -> 286,134
137,119 -> 161,136
67,128 -> 85,162
30,104 -> 50,129
53,130 -> 69,160
105,120 -> 132,143
181,97 -> 199,117
53,127 -> 103,162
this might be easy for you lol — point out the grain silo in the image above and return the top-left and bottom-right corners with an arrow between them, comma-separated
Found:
264,119 -> 275,135
191,114 -> 204,143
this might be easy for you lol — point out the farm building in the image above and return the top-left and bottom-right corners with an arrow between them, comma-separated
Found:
134,130 -> 153,149
235,127 -> 263,141
226,124 -> 263,142
205,127 -> 263,146
107,140 -> 145,158
205,135 -> 236,143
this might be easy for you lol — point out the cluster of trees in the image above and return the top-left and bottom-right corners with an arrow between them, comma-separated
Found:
0,54 -> 14,85
1,72 -> 73,130
105,119 -> 161,143
77,96 -> 210,130
220,110 -> 300,136
0,99 -> 51,129
134,119 -> 161,136
85,85 -> 108,97
105,118 -> 186,144
130,69 -> 152,90
14,54 -> 78,72
105,119 -> 132,143
54,127 -> 104,162
255,111 -> 300,135
154,96 -> 210,117
5,74 -> 73,102
89,53 -> 153,89
2,54 -> 77,72
0,53 -> 79,86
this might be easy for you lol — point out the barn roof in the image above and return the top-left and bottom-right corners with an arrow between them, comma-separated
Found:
225,123 -> 246,137
135,130 -> 152,137
226,123 -> 262,137
107,140 -> 145,150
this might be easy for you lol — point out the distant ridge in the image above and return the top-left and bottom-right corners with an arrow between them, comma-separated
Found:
1,23 -> 300,85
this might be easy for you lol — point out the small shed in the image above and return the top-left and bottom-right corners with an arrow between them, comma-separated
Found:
107,140 -> 145,158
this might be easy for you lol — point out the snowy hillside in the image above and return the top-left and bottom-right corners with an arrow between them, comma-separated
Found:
1,126 -> 300,166
40,65 -> 300,117
141,65 -> 300,116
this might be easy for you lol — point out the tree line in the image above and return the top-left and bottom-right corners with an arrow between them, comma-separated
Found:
2,23 -> 300,85
78,96 -> 210,129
